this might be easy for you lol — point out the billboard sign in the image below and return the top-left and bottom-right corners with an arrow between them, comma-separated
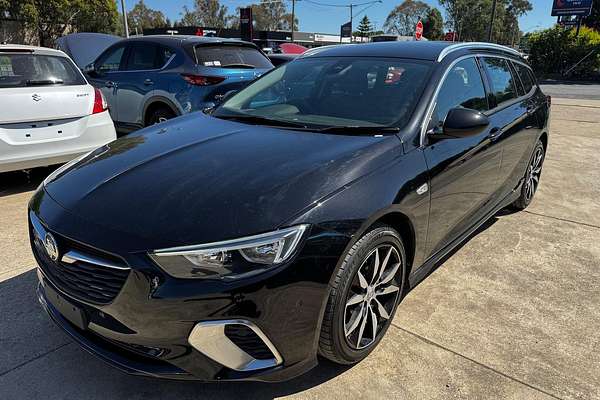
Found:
240,7 -> 253,42
551,0 -> 593,16
340,21 -> 352,38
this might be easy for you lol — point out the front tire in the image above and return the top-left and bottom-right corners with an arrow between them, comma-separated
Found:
319,225 -> 406,365
511,140 -> 545,210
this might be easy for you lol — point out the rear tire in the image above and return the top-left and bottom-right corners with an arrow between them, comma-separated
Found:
511,139 -> 545,210
319,225 -> 406,365
146,107 -> 175,126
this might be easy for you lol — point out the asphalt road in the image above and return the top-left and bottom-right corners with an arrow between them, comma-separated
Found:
540,81 -> 600,100
1,93 -> 600,399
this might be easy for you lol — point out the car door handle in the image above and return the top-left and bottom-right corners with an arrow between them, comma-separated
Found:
144,79 -> 154,86
105,81 -> 116,88
488,127 -> 503,141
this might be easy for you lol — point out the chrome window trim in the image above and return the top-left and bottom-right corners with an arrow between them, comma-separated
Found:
437,42 -> 522,62
420,53 -> 532,147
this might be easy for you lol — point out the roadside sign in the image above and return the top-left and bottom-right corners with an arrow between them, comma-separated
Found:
551,0 -> 593,16
415,20 -> 423,40
340,21 -> 352,38
444,31 -> 457,41
240,7 -> 253,42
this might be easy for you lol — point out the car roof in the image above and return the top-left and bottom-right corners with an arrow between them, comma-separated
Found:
301,41 -> 523,62
120,35 -> 254,47
0,44 -> 68,57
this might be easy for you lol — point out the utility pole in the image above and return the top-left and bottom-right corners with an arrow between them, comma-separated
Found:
487,0 -> 497,42
291,0 -> 295,42
120,0 -> 129,38
350,4 -> 354,43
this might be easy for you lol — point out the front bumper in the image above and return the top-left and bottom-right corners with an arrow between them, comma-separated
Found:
30,188 -> 350,382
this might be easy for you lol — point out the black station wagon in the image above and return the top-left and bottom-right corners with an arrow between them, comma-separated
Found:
30,41 -> 549,382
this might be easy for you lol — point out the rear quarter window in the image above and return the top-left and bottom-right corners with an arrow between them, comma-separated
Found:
194,45 -> 272,69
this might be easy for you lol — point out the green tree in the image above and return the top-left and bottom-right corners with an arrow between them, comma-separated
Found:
179,0 -> 231,28
1,0 -> 118,46
356,15 -> 373,38
422,7 -> 444,40
230,1 -> 298,31
528,26 -> 600,78
127,0 -> 166,33
383,0 -> 430,36
439,0 -> 531,43
583,0 -> 600,31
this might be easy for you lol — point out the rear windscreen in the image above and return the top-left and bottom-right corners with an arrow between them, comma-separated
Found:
194,45 -> 272,69
0,53 -> 86,88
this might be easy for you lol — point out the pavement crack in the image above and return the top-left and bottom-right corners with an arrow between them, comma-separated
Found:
0,342 -> 72,378
390,323 -> 564,400
523,210 -> 600,230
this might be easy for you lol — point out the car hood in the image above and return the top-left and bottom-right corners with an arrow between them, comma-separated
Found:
44,113 -> 401,250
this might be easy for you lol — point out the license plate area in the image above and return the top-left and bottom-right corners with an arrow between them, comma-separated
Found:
0,118 -> 78,144
43,280 -> 88,330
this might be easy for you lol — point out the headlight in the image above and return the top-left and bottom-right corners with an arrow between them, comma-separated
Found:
149,225 -> 309,279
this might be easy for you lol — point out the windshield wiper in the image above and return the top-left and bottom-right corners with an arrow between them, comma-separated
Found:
25,79 -> 64,86
220,63 -> 256,69
214,114 -> 309,129
317,126 -> 400,135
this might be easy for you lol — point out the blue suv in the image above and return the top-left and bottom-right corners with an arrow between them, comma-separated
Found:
84,35 -> 273,133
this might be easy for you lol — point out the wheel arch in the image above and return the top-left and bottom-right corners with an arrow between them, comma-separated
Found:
143,97 -> 181,126
539,131 -> 548,151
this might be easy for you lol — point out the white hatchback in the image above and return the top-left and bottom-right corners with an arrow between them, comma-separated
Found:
0,44 -> 116,173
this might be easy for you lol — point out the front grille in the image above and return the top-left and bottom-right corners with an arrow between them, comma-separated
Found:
224,324 -> 274,360
31,215 -> 130,305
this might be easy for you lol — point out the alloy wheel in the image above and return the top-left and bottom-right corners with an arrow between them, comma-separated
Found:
524,146 -> 544,202
343,244 -> 401,350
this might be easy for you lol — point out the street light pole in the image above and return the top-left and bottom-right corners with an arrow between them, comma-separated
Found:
291,0 -> 295,42
120,0 -> 129,38
487,0 -> 497,42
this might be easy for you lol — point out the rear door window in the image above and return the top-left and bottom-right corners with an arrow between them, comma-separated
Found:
481,57 -> 518,107
126,44 -> 160,71
513,62 -> 534,94
194,45 -> 272,69
0,53 -> 86,88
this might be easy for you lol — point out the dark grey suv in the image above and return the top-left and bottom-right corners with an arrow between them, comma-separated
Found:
84,35 -> 273,133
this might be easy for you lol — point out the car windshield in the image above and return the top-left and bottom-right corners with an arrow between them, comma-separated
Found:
0,53 -> 86,88
213,57 -> 432,130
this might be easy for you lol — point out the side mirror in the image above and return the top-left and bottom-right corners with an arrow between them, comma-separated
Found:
441,107 -> 489,138
84,63 -> 98,76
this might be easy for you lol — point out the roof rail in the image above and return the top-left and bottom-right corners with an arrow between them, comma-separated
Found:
437,42 -> 522,62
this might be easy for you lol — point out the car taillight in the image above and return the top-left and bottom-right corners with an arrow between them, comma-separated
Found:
546,95 -> 552,107
92,88 -> 108,114
181,74 -> 226,86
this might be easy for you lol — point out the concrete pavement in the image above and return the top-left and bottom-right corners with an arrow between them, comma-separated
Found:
1,96 -> 600,399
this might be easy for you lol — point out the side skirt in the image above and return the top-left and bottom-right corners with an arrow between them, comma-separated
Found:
407,182 -> 522,289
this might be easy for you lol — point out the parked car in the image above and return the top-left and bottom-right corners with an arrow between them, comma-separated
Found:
30,41 -> 549,382
0,44 -> 116,173
57,32 -> 122,69
83,35 -> 273,133
267,53 -> 298,67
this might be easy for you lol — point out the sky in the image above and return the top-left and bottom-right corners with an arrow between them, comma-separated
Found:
123,0 -> 557,34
